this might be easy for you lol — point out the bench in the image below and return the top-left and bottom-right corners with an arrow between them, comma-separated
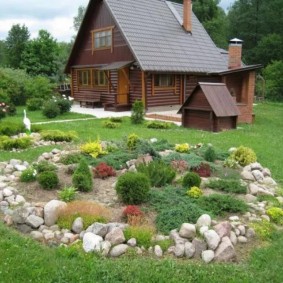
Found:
79,95 -> 101,108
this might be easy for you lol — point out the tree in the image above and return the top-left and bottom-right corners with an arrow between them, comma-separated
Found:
5,24 -> 30,69
0,40 -> 8,67
21,30 -> 59,78
54,42 -> 72,83
73,6 -> 86,33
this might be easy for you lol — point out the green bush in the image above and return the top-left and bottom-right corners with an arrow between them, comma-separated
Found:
175,143 -> 190,153
127,133 -> 139,150
0,137 -> 32,150
150,139 -> 173,151
58,187 -> 77,202
187,186 -> 203,198
135,139 -> 160,158
136,160 -> 176,187
131,100 -> 144,124
109,117 -> 122,123
103,121 -> 120,129
42,100 -> 60,118
0,122 -> 25,136
146,121 -> 172,129
37,171 -> 59,190
72,159 -> 93,192
20,168 -> 37,182
56,98 -> 72,114
26,98 -> 44,111
33,161 -> 57,173
80,140 -> 107,158
204,146 -> 217,162
60,153 -> 82,165
182,172 -> 201,188
266,207 -> 283,224
7,102 -> 16,116
115,172 -> 150,204
124,226 -> 154,248
231,146 -> 257,166
206,179 -> 247,194
152,239 -> 174,251
197,194 -> 248,216
41,130 -> 77,142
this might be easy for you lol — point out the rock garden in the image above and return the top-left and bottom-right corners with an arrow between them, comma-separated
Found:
1,126 -> 283,264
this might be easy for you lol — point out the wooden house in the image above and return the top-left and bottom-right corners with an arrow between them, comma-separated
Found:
65,0 -> 261,123
178,83 -> 240,132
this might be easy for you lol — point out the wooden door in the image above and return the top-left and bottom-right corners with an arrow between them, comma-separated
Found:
117,68 -> 129,104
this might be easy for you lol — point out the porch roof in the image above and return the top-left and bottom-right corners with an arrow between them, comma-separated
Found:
99,61 -> 134,71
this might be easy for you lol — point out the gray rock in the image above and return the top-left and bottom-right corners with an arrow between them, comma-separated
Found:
214,221 -> 232,238
199,226 -> 209,236
52,148 -> 61,154
128,165 -> 136,172
261,215 -> 270,222
44,232 -> 55,241
0,191 -> 3,202
83,232 -> 103,253
26,215 -> 44,228
229,216 -> 240,222
174,243 -> 185,258
17,224 -> 33,234
241,171 -> 255,181
202,250 -> 215,263
196,214 -> 212,228
262,177 -> 277,186
257,188 -> 274,196
110,244 -> 129,257
155,235 -> 166,241
44,200 -> 67,226
105,227 -> 125,245
229,231 -> 238,246
184,242 -> 195,258
15,195 -> 26,203
72,217 -> 84,234
204,230 -> 221,250
127,238 -> 137,247
238,225 -> 246,236
0,182 -> 7,189
61,237 -> 69,244
3,188 -> 13,197
248,183 -> 260,195
214,236 -> 236,262
10,159 -> 22,166
14,164 -> 27,171
5,195 -> 15,204
4,215 -> 13,226
192,238 -> 207,258
154,245 -> 163,257
106,222 -> 128,232
170,229 -> 188,245
30,231 -> 44,241
101,241 -> 112,256
245,194 -> 257,203
12,207 -> 30,224
179,223 -> 196,239
86,222 -> 108,237
250,162 -> 263,171
252,170 -> 264,181
238,236 -> 248,243
262,168 -> 271,177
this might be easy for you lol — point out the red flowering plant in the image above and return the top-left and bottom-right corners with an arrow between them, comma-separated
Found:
0,102 -> 9,120
92,162 -> 116,179
192,163 -> 211,177
123,205 -> 144,226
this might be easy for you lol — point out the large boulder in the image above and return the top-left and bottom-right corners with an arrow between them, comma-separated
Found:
109,244 -> 129,257
179,223 -> 196,240
44,200 -> 67,227
213,221 -> 232,238
202,250 -> 215,263
192,238 -> 207,258
83,232 -> 103,253
105,227 -> 125,245
86,222 -> 108,237
214,236 -> 236,262
184,242 -> 195,258
72,217 -> 84,234
196,214 -> 212,228
204,230 -> 221,250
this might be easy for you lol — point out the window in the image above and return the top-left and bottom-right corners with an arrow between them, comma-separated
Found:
154,74 -> 175,87
93,28 -> 112,50
78,70 -> 91,87
93,70 -> 108,87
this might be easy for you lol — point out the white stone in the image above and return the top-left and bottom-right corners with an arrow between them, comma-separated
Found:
105,227 -> 125,245
155,235 -> 165,241
250,162 -> 263,171
101,241 -> 112,256
230,231 -> 238,246
248,183 -> 260,195
246,228 -> 256,238
262,168 -> 271,177
26,215 -> 44,228
30,231 -> 44,241
229,216 -> 240,222
170,229 -> 188,245
241,171 -> 255,181
86,222 -> 108,237
252,170 -> 264,181
0,182 -> 7,189
72,217 -> 84,234
14,164 -> 27,171
257,188 -> 274,196
15,195 -> 26,203
83,232 -> 103,253
196,214 -> 212,228
3,188 -> 13,197
261,215 -> 270,222
44,200 -> 67,226
204,230 -> 221,250
9,159 -> 22,166
44,232 -> 55,241
179,223 -> 196,239
109,244 -> 128,257
245,194 -> 257,202
238,225 -> 246,236
199,226 -> 209,236
127,238 -> 137,247
184,242 -> 195,258
238,236 -> 248,243
154,245 -> 163,257
174,243 -> 185,258
0,191 -> 3,202
262,177 -> 277,186
202,250 -> 215,263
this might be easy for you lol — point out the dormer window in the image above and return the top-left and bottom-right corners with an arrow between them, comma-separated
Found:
92,27 -> 113,52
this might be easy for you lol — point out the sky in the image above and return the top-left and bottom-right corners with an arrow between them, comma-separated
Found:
0,0 -> 235,42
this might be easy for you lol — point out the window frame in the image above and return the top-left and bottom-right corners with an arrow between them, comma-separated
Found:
91,26 -> 114,53
77,69 -> 92,88
154,74 -> 175,89
93,70 -> 109,87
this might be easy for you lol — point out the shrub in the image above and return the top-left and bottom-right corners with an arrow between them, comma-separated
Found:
42,100 -> 60,118
131,100 -> 144,124
146,121 -> 172,129
115,172 -> 150,204
57,201 -> 110,230
170,160 -> 189,173
197,194 -> 248,216
33,160 -> 57,173
0,102 -> 8,120
80,140 -> 107,158
187,186 -> 203,198
109,117 -> 122,123
7,102 -> 16,116
136,160 -> 176,187
124,226 -> 154,248
0,122 -> 25,136
123,205 -> 143,217
266,207 -> 283,224
182,172 -> 201,188
127,133 -> 139,150
26,98 -> 44,111
150,139 -> 173,151
60,153 -> 82,165
134,139 -> 160,158
20,167 -> 37,182
41,130 -> 77,142
103,121 -> 120,129
204,146 -> 217,162
37,171 -> 59,190
250,220 -> 276,240
206,179 -> 247,194
123,205 -> 144,226
92,162 -> 116,179
58,187 -> 77,202
223,157 -> 240,168
175,143 -> 190,153
72,159 -> 93,192
192,163 -> 211,177
231,146 -> 257,166
0,137 -> 32,150
56,98 -> 72,114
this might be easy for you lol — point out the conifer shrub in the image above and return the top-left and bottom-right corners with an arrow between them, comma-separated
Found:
42,100 -> 60,118
207,179 -> 247,194
109,117 -> 122,123
175,143 -> 190,153
204,145 -> 217,162
192,163 -> 211,177
72,159 -> 93,192
266,207 -> 283,224
41,130 -> 77,142
0,122 -> 25,136
182,172 -> 201,188
20,168 -> 37,182
115,172 -> 150,204
34,160 -> 57,173
56,98 -> 72,114
103,121 -> 120,129
37,171 -> 59,190
231,146 -> 257,166
0,137 -> 32,150
80,140 -> 107,158
187,186 -> 203,198
131,100 -> 144,124
146,121 -> 172,129
92,162 -> 116,179
127,133 -> 139,150
59,153 -> 82,165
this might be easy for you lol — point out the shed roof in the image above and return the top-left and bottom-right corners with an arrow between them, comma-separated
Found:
178,83 -> 240,117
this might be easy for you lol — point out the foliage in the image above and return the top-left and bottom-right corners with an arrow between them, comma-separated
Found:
92,162 -> 116,179
41,130 -> 77,142
187,186 -> 203,198
33,160 -> 57,173
103,121 -> 120,129
223,156 -> 240,169
20,167 -> 37,182
136,160 -> 176,187
42,100 -> 60,118
257,195 -> 281,208
0,136 -> 32,150
206,179 -> 247,194
170,160 -> 189,173
175,143 -> 190,153
37,171 -> 59,190
127,133 -> 139,150
134,139 -> 160,158
26,98 -> 44,111
72,159 -> 93,192
131,100 -> 144,124
197,194 -> 248,216
204,145 -> 217,162
250,220 -> 276,241
266,207 -> 283,225
59,153 -> 82,165
150,139 -> 173,151
192,163 -> 211,177
58,187 -> 77,202
182,172 -> 201,188
57,201 -> 110,230
123,205 -> 143,218
109,117 -> 122,123
152,239 -> 174,252
0,102 -> 9,120
124,226 -> 155,249
115,172 -> 150,204
56,97 -> 72,114
231,146 -> 257,166
73,6 -> 86,33
146,121 -> 172,129
80,140 -> 107,158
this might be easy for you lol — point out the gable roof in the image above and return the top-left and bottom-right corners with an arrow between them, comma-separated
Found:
178,83 -> 240,117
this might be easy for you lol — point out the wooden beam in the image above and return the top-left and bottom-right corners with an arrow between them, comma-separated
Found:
103,70 -> 116,93
141,71 -> 146,107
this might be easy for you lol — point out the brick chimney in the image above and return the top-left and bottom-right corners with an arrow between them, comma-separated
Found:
228,38 -> 243,69
183,0 -> 192,33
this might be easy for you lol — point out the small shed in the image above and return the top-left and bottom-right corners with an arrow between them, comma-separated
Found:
178,83 -> 240,132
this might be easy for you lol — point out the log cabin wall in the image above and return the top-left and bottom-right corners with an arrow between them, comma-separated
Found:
129,69 -> 142,103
